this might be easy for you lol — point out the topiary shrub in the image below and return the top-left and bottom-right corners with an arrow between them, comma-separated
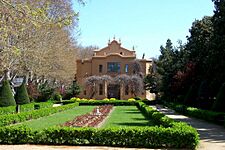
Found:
15,82 -> 30,105
212,83 -> 225,112
0,80 -> 16,107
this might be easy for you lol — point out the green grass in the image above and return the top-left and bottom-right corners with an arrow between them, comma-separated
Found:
102,106 -> 155,128
14,106 -> 95,130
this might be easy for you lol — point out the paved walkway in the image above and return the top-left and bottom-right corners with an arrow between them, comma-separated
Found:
154,105 -> 225,150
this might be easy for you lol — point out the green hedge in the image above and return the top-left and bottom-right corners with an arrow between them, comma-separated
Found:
0,126 -> 198,149
137,102 -> 199,147
0,101 -> 54,115
165,102 -> 225,125
0,102 -> 79,127
15,82 -> 30,105
0,101 -> 199,149
78,100 -> 137,106
0,80 -> 16,107
137,102 -> 174,127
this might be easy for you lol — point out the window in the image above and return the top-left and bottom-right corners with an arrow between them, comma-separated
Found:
99,65 -> 103,73
107,62 -> 120,73
99,84 -> 103,95
125,64 -> 129,73
84,90 -> 86,95
125,85 -> 129,95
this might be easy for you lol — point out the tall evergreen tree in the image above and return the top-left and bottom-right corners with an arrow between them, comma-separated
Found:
15,82 -> 30,105
0,80 -> 16,107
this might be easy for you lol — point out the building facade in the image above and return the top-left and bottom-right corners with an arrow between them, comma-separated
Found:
76,39 -> 154,100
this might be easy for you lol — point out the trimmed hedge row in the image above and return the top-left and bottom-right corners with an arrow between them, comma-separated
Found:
137,102 -> 174,127
0,126 -> 198,149
0,102 -> 79,127
0,101 -> 199,149
165,102 -> 225,125
0,101 -> 54,115
137,102 -> 199,148
78,100 -> 137,106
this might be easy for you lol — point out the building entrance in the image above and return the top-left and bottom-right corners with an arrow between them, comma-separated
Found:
107,84 -> 120,99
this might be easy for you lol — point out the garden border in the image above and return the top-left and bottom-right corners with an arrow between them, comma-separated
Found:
0,100 -> 199,149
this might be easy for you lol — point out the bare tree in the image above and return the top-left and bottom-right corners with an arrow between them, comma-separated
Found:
78,45 -> 98,60
130,75 -> 144,97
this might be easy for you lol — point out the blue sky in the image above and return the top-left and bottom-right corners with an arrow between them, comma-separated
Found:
73,0 -> 214,58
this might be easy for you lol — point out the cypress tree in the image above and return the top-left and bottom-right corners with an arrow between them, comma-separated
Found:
0,80 -> 16,107
15,82 -> 30,105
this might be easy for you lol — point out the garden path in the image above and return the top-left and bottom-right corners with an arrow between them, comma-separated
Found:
154,105 -> 225,150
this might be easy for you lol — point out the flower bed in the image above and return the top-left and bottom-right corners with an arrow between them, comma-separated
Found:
63,105 -> 113,127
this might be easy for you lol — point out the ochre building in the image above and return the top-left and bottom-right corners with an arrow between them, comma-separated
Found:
76,39 -> 155,100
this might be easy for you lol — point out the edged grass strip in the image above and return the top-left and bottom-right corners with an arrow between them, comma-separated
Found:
102,106 -> 155,128
14,106 -> 95,130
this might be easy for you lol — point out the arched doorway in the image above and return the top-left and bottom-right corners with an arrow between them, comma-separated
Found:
107,84 -> 120,99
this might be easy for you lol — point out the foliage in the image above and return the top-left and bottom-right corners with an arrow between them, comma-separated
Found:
0,103 -> 199,149
37,82 -> 54,102
0,0 -> 83,86
0,101 -> 53,115
128,98 -> 136,102
0,103 -> 33,115
15,82 -> 30,105
0,125 -> 198,149
212,83 -> 225,112
165,102 -> 225,125
154,0 -> 225,112
103,98 -> 110,101
50,92 -> 62,101
84,74 -> 144,98
183,85 -> 198,106
0,80 -> 16,107
0,102 -> 79,127
27,81 -> 40,101
63,80 -> 81,100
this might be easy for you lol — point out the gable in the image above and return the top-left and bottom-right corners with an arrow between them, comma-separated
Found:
94,40 -> 135,57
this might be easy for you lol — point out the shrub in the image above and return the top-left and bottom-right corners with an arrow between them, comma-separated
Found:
0,126 -> 199,149
50,92 -> 62,102
128,98 -> 136,102
70,97 -> 77,101
63,80 -> 80,100
15,82 -> 30,105
109,98 -> 116,101
0,102 -> 78,127
0,102 -> 52,115
134,97 -> 142,100
165,102 -> 225,125
37,82 -> 54,102
103,98 -> 109,101
137,102 -> 173,127
0,80 -> 16,107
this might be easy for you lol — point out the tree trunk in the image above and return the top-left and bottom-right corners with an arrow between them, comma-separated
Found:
3,69 -> 11,81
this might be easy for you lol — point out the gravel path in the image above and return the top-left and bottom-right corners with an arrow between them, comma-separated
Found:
153,105 -> 225,150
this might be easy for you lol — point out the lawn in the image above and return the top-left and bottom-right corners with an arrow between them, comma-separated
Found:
102,106 -> 155,128
14,106 -> 95,130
